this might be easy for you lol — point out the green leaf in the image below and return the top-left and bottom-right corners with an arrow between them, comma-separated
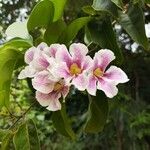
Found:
5,21 -> 30,39
82,5 -> 97,15
27,120 -> 40,150
50,0 -> 67,22
52,104 -> 76,140
84,92 -> 109,133
0,48 -> 23,108
1,38 -> 32,51
118,5 -> 149,50
1,132 -> 14,150
145,0 -> 150,4
85,18 -> 123,64
92,0 -> 118,17
27,0 -> 54,31
111,0 -> 123,9
44,20 -> 66,44
13,123 -> 30,150
59,17 -> 91,45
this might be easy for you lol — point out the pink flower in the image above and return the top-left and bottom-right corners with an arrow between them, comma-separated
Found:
32,70 -> 57,94
18,43 -> 51,79
54,43 -> 92,91
86,49 -> 129,98
36,79 -> 69,111
44,44 -> 63,58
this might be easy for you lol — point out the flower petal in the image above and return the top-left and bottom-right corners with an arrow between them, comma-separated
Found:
82,55 -> 93,71
87,75 -> 97,96
32,71 -> 55,94
104,66 -> 129,84
69,43 -> 88,66
97,79 -> 118,98
70,43 -> 88,58
36,91 -> 51,107
44,44 -> 61,58
72,73 -> 87,91
25,47 -> 36,64
62,86 -> 70,98
94,49 -> 115,71
37,42 -> 48,51
55,44 -> 72,68
31,51 -> 50,71
18,66 -> 36,79
46,93 -> 62,111
51,62 -> 71,79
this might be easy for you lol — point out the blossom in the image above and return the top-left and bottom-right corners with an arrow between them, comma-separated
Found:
18,42 -> 52,79
86,49 -> 129,98
18,42 -> 129,111
54,43 -> 92,91
36,79 -> 69,111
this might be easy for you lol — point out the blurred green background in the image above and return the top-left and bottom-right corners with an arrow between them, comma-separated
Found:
0,0 -> 150,150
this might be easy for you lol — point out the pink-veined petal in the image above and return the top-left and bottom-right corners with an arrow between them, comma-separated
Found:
70,43 -> 88,66
32,71 -> 55,94
36,91 -> 51,107
25,47 -> 36,64
97,79 -> 118,98
18,66 -> 36,79
94,49 -> 115,71
87,75 -> 97,96
55,44 -> 72,68
31,52 -> 50,71
46,93 -> 61,111
72,73 -> 87,91
37,42 -> 48,51
70,43 -> 88,58
82,55 -> 93,71
62,86 -> 70,98
44,44 -> 61,58
104,66 -> 129,84
51,62 -> 71,79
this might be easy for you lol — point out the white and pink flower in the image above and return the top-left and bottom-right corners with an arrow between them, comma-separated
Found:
18,42 -> 129,111
36,79 -> 69,111
54,43 -> 92,91
86,49 -> 129,98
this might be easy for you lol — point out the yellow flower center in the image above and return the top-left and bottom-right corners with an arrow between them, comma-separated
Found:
93,68 -> 103,77
70,63 -> 82,76
53,82 -> 63,92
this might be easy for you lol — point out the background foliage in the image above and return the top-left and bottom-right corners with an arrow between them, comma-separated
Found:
0,0 -> 150,149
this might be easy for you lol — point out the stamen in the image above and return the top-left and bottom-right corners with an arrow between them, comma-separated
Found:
70,63 -> 82,76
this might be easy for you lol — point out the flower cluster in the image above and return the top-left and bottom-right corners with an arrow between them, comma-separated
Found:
18,42 -> 129,111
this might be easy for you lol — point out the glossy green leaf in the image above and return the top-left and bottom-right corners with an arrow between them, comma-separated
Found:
118,5 -> 149,50
84,92 -> 109,133
44,20 -> 66,44
0,38 -> 32,51
0,38 -> 32,69
52,104 -> 76,140
92,0 -> 118,17
85,18 -> 123,64
27,119 -> 40,150
13,123 -> 30,150
5,21 -> 30,39
27,0 -> 54,31
0,48 -> 23,108
82,5 -> 97,15
111,0 -> 123,9
50,0 -> 67,22
59,17 -> 91,45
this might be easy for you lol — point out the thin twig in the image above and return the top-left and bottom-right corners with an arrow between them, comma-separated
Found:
9,102 -> 36,129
